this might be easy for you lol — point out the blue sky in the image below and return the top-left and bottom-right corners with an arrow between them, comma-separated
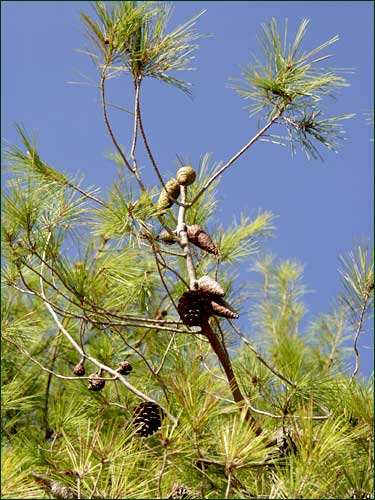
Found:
2,1 -> 374,377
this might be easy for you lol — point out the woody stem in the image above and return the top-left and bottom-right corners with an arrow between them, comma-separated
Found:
201,321 -> 262,435
177,185 -> 197,288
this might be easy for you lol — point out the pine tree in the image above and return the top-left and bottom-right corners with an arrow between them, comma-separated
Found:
2,3 -> 373,499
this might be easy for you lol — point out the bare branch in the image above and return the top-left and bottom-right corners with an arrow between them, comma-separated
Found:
225,471 -> 232,499
137,93 -> 186,208
190,114 -> 281,206
100,67 -> 145,191
130,78 -> 146,188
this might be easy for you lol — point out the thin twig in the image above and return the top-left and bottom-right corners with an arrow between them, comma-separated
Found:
190,114 -> 281,206
228,321 -> 332,420
130,78 -> 145,188
43,334 -> 61,438
18,251 -> 183,327
228,319 -> 297,388
108,402 -> 127,410
225,470 -> 232,500
326,305 -> 345,372
90,318 -> 188,334
23,234 -> 186,327
157,447 -> 168,499
90,461 -> 104,499
157,247 -> 186,258
155,333 -> 176,375
245,400 -> 331,420
351,293 -> 370,379
65,179 -> 106,207
151,244 -> 179,313
9,277 -> 83,320
281,115 -> 304,130
155,250 -> 190,288
112,324 -> 170,401
77,477 -> 81,500
136,93 -> 186,208
11,276 -> 185,333
3,337 -> 117,381
202,362 -> 227,383
9,283 -> 36,295
101,67 -> 146,192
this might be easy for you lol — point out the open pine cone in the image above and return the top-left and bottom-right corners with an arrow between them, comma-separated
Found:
211,297 -> 239,319
178,289 -> 239,326
177,290 -> 214,326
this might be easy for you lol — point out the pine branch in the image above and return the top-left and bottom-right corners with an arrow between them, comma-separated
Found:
130,77 -> 145,189
38,230 -> 177,425
100,66 -> 139,179
190,114 -> 280,206
351,294 -> 371,380
137,93 -> 187,209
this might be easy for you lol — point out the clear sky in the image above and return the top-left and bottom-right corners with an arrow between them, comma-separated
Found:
2,1 -> 374,377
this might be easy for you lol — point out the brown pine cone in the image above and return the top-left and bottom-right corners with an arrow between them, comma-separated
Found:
186,225 -> 219,255
72,359 -> 85,377
211,297 -> 239,319
177,290 -> 214,327
133,401 -> 165,437
117,361 -> 133,376
88,373 -> 106,392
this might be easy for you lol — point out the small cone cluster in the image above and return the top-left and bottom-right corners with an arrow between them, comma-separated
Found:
133,401 -> 164,437
156,166 -> 197,214
177,275 -> 239,327
186,225 -> 219,255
